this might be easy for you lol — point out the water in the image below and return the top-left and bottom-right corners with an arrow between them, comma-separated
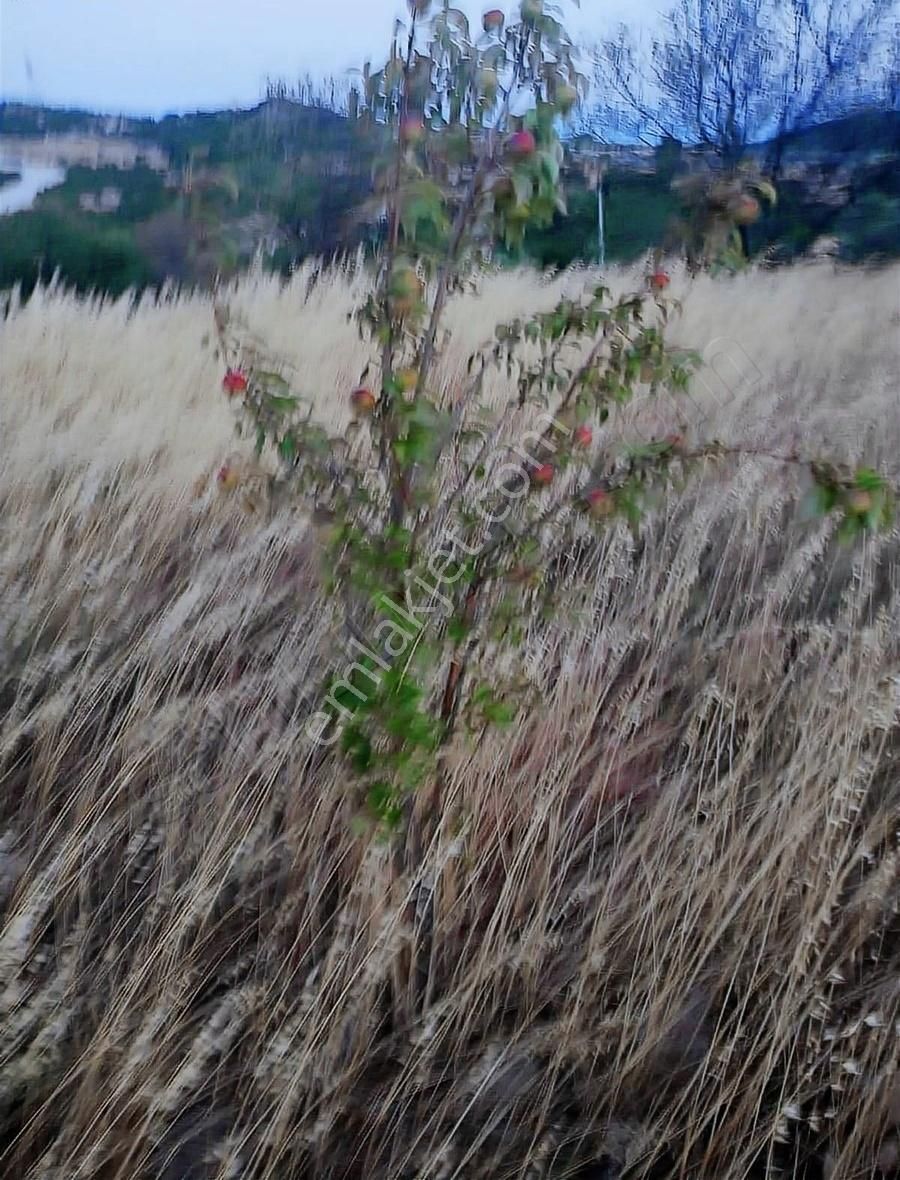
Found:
0,156 -> 67,215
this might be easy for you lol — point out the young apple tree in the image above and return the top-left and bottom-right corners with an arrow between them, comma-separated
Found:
213,0 -> 894,837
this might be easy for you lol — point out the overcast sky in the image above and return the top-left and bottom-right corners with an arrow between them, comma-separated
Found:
0,0 -> 662,116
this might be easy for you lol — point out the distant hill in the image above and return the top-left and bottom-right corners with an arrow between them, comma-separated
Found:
5,98 -> 897,171
0,99 -> 364,165
1,99 -> 896,294
0,102 -> 141,139
0,98 -> 382,296
769,109 -> 900,159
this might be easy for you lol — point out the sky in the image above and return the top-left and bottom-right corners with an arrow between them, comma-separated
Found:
0,0 -> 661,117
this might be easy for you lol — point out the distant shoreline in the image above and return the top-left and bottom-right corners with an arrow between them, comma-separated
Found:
0,156 -> 66,215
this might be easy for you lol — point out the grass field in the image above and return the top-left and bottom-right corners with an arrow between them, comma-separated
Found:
1,258 -> 899,1179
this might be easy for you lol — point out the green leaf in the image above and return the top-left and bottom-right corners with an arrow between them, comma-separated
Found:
367,781 -> 403,828
342,725 -> 373,773
483,701 -> 516,725
397,756 -> 430,792
837,515 -> 862,544
265,393 -> 300,413
447,617 -> 469,643
393,438 -> 412,467
278,433 -> 297,462
255,370 -> 291,393
309,428 -> 332,456
539,149 -> 560,186
853,467 -> 886,492
400,179 -> 449,241
623,440 -> 673,462
809,479 -> 840,515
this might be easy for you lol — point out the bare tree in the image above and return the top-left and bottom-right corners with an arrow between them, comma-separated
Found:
264,74 -> 353,115
591,0 -> 898,165
588,0 -> 785,159
769,0 -> 899,171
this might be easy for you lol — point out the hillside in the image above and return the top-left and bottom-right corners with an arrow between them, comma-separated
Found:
2,99 -> 363,160
1,100 -> 898,295
769,108 -> 900,160
0,99 -> 381,293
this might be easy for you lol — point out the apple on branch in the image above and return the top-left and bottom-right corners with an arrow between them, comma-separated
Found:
350,387 -> 377,415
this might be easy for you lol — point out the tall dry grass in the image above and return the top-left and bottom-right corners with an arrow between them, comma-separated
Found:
0,258 -> 899,1180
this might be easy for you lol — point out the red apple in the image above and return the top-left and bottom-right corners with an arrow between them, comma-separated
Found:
389,266 -> 424,317
585,488 -> 615,518
350,387 -> 377,415
217,463 -> 240,491
649,270 -> 670,292
847,489 -> 873,514
730,194 -> 761,225
222,367 -> 248,396
573,424 -> 592,447
507,129 -> 537,159
400,115 -> 426,145
482,8 -> 505,32
530,462 -> 554,486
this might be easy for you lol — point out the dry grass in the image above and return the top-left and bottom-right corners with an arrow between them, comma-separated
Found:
0,257 -> 899,1180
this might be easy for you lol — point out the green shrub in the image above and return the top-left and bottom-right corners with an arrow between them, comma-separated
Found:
0,209 -> 152,297
37,164 -> 172,224
833,191 -> 900,261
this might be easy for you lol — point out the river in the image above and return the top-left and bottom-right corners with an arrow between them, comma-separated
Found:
0,157 -> 67,215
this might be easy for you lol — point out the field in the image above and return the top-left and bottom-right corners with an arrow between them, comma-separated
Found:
1,259 -> 899,1179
